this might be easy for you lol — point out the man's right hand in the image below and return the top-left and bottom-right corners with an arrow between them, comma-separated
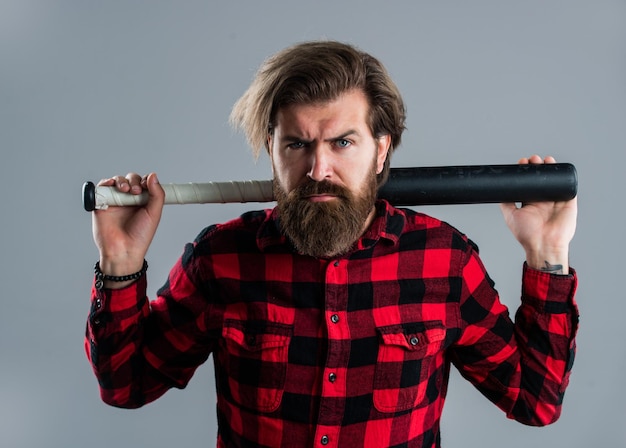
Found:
92,172 -> 165,289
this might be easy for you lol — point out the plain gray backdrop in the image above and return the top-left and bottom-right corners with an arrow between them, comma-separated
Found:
1,1 -> 624,447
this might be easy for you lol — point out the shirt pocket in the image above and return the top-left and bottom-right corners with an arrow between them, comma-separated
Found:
220,319 -> 293,413
373,321 -> 446,413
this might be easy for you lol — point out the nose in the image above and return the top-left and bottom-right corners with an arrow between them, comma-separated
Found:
307,146 -> 333,182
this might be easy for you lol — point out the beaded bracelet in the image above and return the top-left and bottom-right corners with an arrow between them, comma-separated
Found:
94,260 -> 148,290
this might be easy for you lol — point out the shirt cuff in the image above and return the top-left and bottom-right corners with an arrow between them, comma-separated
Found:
522,263 -> 578,314
91,274 -> 148,319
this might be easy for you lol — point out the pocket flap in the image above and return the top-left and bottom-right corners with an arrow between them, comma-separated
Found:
223,319 -> 292,352
377,322 -> 445,351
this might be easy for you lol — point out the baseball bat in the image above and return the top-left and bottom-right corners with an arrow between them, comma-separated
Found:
82,163 -> 577,212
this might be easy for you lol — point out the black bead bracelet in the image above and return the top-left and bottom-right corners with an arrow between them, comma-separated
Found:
94,260 -> 148,290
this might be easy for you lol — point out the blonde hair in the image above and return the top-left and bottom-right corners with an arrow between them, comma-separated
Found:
230,40 -> 406,186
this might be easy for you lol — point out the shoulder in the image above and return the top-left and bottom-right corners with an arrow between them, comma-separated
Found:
392,205 -> 479,253
192,208 -> 273,249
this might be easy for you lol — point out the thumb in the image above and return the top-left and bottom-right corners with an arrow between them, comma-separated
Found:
145,172 -> 165,217
499,202 -> 518,225
499,202 -> 516,216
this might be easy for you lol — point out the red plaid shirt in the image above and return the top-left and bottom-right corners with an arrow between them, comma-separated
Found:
86,200 -> 578,448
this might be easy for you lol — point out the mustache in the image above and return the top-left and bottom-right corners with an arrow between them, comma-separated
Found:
291,179 -> 350,200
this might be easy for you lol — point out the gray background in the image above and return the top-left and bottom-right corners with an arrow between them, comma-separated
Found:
1,1 -> 624,447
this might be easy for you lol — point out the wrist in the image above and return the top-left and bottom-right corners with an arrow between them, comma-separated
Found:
98,255 -> 145,277
95,260 -> 148,290
525,249 -> 569,275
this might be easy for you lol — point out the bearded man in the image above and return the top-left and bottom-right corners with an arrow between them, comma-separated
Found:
86,41 -> 578,448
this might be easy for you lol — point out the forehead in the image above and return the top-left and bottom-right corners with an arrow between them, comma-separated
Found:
274,90 -> 371,137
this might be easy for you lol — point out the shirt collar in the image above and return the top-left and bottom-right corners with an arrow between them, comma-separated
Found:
256,200 -> 405,254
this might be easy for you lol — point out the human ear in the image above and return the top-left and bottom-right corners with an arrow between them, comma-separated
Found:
267,134 -> 275,173
375,135 -> 391,174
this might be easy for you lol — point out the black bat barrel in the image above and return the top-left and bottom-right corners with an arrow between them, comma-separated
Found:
378,163 -> 577,206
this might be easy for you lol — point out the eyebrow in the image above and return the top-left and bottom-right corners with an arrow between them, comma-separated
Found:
280,130 -> 361,143
327,130 -> 360,142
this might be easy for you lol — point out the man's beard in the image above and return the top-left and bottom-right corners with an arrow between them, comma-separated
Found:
274,166 -> 378,258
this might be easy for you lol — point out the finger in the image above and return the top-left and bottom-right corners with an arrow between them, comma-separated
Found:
107,175 -> 131,193
96,177 -> 116,187
125,173 -> 143,194
98,174 -> 144,193
527,154 -> 543,164
544,155 -> 556,164
140,173 -> 151,189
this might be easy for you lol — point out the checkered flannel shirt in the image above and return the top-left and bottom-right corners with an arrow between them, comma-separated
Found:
86,200 -> 579,448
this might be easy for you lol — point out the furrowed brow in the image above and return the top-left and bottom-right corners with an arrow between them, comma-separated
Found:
281,135 -> 312,144
324,130 -> 360,142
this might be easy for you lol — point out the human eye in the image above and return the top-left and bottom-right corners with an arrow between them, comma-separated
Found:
287,141 -> 306,150
334,139 -> 352,149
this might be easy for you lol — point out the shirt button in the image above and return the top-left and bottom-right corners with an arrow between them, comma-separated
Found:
321,435 -> 329,445
328,373 -> 337,382
330,314 -> 339,324
95,299 -> 102,309
334,260 -> 340,267
409,336 -> 419,346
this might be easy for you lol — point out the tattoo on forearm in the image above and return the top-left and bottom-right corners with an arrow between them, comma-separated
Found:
541,261 -> 564,274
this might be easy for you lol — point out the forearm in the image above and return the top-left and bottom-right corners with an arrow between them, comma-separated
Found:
86,277 -> 171,407
86,247 -> 215,408
455,258 -> 579,426
508,266 -> 579,423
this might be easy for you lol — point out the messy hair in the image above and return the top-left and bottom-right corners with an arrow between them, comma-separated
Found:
229,40 -> 406,186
